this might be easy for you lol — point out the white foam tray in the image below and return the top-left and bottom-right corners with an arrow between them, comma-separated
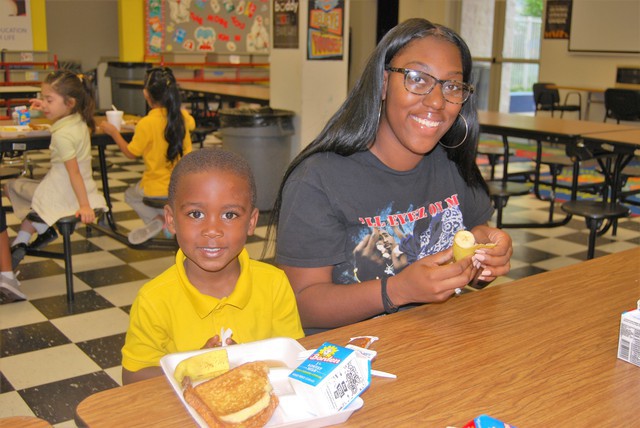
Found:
160,337 -> 363,427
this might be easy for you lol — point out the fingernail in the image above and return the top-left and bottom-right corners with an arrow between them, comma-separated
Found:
481,269 -> 491,277
474,254 -> 486,262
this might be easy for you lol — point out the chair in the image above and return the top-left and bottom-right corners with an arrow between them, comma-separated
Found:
603,88 -> 640,123
618,164 -> 640,206
186,93 -> 221,148
561,143 -> 630,259
142,196 -> 168,209
533,83 -> 582,119
484,136 -> 531,228
477,142 -> 515,181
24,211 -> 104,303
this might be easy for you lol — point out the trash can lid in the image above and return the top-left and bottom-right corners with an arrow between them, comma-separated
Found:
219,107 -> 295,128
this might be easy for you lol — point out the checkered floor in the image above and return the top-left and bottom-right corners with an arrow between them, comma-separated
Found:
1,139 -> 639,426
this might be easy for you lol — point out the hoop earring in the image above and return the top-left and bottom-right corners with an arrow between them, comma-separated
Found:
438,114 -> 469,149
376,100 -> 384,130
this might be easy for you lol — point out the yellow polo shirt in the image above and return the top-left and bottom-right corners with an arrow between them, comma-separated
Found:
122,249 -> 304,372
127,108 -> 195,197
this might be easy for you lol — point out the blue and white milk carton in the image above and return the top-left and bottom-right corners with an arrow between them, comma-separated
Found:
618,299 -> 640,367
289,342 -> 371,416
14,106 -> 30,125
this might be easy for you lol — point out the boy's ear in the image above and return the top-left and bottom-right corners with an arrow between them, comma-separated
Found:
164,205 -> 176,234
246,207 -> 259,236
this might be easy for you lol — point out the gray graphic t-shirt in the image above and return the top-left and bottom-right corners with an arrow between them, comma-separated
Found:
277,147 -> 493,284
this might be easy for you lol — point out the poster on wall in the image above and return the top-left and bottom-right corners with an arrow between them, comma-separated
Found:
544,0 -> 571,39
307,0 -> 344,60
273,0 -> 298,48
145,0 -> 165,57
145,0 -> 271,56
0,0 -> 33,50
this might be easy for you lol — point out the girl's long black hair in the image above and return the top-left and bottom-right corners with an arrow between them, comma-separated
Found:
266,18 -> 487,250
144,67 -> 186,163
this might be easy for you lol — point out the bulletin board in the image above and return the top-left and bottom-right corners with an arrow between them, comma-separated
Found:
145,0 -> 272,58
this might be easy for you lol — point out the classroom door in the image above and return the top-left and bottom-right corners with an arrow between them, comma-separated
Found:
460,0 -> 542,113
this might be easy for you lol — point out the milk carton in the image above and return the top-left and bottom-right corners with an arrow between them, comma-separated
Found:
14,106 -> 30,125
617,299 -> 640,367
289,342 -> 370,416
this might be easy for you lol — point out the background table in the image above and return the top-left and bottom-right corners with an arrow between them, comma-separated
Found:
478,111 -> 639,227
75,248 -> 640,427
549,83 -> 640,120
118,80 -> 270,106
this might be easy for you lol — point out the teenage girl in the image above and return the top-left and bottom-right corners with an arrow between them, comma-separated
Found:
5,70 -> 107,269
100,66 -> 195,244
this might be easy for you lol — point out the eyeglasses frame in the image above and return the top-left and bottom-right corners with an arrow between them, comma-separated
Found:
385,66 -> 474,104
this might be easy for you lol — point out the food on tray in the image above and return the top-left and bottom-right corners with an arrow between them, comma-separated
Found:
0,126 -> 19,132
28,123 -> 50,131
174,348 -> 230,385
347,336 -> 378,349
452,230 -> 496,261
183,361 -> 278,428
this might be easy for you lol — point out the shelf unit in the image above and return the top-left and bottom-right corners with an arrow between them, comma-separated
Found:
0,51 -> 58,118
147,53 -> 269,85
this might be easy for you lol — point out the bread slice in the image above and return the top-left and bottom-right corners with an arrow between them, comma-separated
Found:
183,361 -> 279,427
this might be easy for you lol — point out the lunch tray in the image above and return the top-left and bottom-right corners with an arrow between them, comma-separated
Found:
160,337 -> 363,427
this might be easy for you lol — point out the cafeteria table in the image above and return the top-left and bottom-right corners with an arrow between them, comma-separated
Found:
119,80 -> 270,106
75,247 -> 640,427
0,85 -> 41,100
478,111 -> 638,228
549,83 -> 640,121
0,117 -> 171,249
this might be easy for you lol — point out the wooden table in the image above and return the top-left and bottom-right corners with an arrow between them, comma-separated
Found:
0,416 -> 52,427
75,248 -> 640,427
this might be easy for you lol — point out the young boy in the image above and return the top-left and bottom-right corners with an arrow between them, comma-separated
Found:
121,148 -> 304,384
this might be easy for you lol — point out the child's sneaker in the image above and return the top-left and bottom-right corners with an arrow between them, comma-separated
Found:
10,243 -> 27,270
128,218 -> 164,245
27,227 -> 59,250
0,276 -> 27,303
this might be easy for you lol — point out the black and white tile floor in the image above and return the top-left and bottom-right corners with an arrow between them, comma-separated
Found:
1,139 -> 639,426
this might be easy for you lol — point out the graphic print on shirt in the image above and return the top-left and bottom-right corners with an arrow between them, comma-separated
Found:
347,193 -> 464,283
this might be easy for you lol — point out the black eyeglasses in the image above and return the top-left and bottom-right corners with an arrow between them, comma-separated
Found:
386,67 -> 474,104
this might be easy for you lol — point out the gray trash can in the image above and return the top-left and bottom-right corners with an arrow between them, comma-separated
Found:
106,62 -> 151,116
219,107 -> 295,211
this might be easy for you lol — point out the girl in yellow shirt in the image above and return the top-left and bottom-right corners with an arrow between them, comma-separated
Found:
100,67 -> 195,244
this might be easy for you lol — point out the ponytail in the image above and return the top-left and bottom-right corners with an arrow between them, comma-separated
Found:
45,70 -> 96,133
144,67 -> 186,163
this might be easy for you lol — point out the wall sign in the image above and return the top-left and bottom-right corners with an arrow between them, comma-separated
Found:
0,0 -> 33,50
307,0 -> 344,60
273,0 -> 299,48
544,0 -> 571,40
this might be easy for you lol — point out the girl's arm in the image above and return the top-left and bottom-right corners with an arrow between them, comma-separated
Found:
64,158 -> 96,224
99,121 -> 137,159
281,251 -> 475,329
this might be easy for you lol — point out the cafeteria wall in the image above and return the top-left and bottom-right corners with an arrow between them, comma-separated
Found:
44,1 -> 119,73
539,29 -> 640,122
